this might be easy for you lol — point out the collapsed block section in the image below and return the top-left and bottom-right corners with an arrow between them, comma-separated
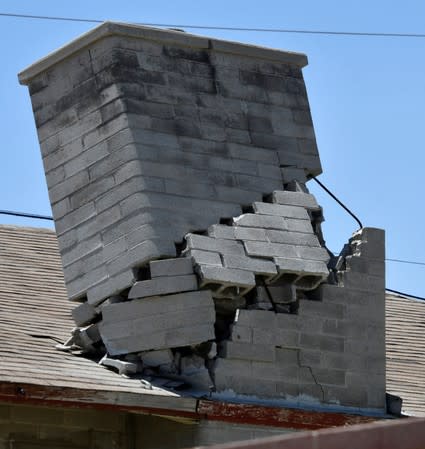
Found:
214,227 -> 386,410
19,22 -> 321,305
100,290 -> 215,355
185,190 -> 330,298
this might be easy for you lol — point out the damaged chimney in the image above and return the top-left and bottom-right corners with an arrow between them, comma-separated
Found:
19,22 -> 386,412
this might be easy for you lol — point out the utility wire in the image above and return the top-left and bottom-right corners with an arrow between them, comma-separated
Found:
0,209 -> 53,221
1,12 -> 425,39
311,177 -> 363,229
386,288 -> 425,302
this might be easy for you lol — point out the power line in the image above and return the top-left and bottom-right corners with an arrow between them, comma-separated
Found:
0,209 -> 53,221
312,177 -> 363,229
1,12 -> 425,39
386,288 -> 425,302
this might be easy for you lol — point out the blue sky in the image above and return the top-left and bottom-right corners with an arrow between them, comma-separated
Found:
1,1 -> 424,297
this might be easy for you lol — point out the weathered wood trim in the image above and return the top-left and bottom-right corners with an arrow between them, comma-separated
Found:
197,399 -> 381,430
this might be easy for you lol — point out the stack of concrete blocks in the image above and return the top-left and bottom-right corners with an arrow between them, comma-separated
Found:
19,22 -> 320,307
215,227 -> 386,410
70,257 -> 216,389
185,189 -> 330,301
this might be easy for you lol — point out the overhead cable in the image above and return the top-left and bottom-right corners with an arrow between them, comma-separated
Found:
1,12 -> 425,39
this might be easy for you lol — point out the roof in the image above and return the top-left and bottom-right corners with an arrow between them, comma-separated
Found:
0,224 -> 410,426
0,225 -> 196,415
386,293 -> 425,416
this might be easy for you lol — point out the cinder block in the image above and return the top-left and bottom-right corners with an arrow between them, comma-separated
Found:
272,190 -> 319,210
207,224 -> 236,239
244,241 -> 298,259
140,349 -> 174,367
233,226 -> 267,241
87,269 -> 136,306
188,249 -> 223,267
252,202 -> 310,220
295,246 -> 330,262
222,254 -> 277,277
257,283 -> 296,304
233,213 -> 287,230
99,356 -> 139,375
299,333 -> 345,353
71,302 -> 98,327
149,257 -> 194,278
285,218 -> 315,233
128,274 -> 198,299
281,167 -> 307,184
103,290 -> 213,324
266,229 -> 320,247
185,234 -> 245,256
220,341 -> 275,362
234,309 -> 277,329
299,299 -> 345,320
196,265 -> 256,297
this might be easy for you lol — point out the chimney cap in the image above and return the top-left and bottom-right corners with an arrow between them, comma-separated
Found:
18,21 -> 308,85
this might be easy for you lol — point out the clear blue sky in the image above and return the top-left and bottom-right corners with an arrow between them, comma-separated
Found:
1,0 -> 424,297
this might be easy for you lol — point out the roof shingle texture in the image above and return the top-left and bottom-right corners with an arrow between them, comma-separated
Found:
0,225 -> 183,402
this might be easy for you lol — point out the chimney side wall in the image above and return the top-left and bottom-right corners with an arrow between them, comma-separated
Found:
25,30 -> 321,304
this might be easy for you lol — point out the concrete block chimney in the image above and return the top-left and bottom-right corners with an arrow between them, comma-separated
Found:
19,22 -> 321,305
19,23 -> 386,411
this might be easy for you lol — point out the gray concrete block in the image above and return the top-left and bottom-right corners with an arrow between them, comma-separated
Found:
299,299 -> 345,320
266,229 -> 320,247
208,224 -> 236,240
103,290 -> 213,324
285,218 -> 315,233
299,333 -> 345,353
257,283 -> 296,304
140,349 -> 174,367
149,257 -> 194,278
104,323 -> 214,355
99,355 -> 140,375
71,302 -> 98,327
197,265 -> 256,297
235,173 -> 283,193
86,268 -> 136,306
272,190 -> 319,210
244,241 -> 298,259
128,274 -> 198,299
48,170 -> 90,207
295,246 -> 330,262
273,257 -> 329,289
213,185 -> 263,206
233,213 -> 287,230
222,254 -> 277,277
187,249 -> 223,267
281,167 -> 307,184
185,234 -> 246,256
233,226 -> 267,241
220,341 -> 275,362
226,142 -> 279,165
234,309 -> 277,329
252,202 -> 310,220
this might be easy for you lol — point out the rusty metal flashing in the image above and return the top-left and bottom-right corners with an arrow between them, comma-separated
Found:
0,380 -> 384,430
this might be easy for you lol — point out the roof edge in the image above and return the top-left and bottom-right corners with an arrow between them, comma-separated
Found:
18,21 -> 308,85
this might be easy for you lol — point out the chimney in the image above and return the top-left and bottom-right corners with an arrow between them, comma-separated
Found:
19,23 -> 386,411
19,22 -> 320,305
